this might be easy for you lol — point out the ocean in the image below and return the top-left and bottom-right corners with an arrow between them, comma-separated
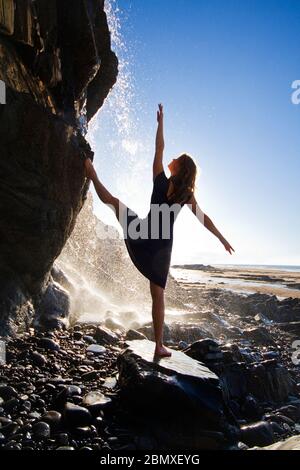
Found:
211,264 -> 300,272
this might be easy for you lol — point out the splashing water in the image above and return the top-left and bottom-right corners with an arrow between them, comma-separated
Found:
87,0 -> 136,153
87,0 -> 152,214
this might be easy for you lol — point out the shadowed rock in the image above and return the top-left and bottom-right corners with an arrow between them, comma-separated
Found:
116,339 -> 239,450
0,0 -> 118,334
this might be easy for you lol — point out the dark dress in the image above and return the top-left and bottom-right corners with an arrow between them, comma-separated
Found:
121,170 -> 185,289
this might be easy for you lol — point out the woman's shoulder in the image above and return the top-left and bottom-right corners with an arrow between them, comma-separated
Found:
153,169 -> 167,181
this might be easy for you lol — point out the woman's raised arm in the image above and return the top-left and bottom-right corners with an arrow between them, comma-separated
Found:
153,103 -> 165,180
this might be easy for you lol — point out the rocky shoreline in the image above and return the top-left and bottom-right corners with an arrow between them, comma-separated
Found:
1,283 -> 300,451
171,264 -> 300,299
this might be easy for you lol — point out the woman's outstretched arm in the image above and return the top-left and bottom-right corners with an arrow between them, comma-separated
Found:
153,103 -> 165,180
187,194 -> 235,255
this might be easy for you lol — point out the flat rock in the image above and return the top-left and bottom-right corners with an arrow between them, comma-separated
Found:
117,339 -> 237,449
122,339 -> 218,380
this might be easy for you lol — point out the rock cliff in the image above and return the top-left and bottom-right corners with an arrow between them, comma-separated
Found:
0,0 -> 118,334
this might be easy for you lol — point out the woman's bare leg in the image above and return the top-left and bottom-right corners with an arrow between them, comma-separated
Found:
150,281 -> 172,357
89,173 -> 124,223
87,164 -> 171,358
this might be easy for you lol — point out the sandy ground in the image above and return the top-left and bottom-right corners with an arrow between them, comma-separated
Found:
170,266 -> 300,299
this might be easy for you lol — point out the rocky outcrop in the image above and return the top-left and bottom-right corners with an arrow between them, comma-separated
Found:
125,308 -> 300,448
116,339 -> 239,450
183,338 -> 296,417
0,1 -> 118,334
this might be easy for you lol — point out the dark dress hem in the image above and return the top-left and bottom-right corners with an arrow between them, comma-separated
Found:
124,237 -> 167,289
122,170 -> 177,290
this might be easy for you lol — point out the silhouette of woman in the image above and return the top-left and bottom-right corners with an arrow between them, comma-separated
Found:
84,104 -> 234,357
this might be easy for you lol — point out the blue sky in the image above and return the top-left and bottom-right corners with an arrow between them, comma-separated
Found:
88,0 -> 300,266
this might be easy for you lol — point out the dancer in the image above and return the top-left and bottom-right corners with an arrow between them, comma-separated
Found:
84,104 -> 235,357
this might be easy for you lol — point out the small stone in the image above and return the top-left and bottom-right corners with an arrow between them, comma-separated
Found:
0,421 -> 20,437
82,371 -> 98,381
56,433 -> 69,446
66,385 -> 82,396
83,391 -> 112,412
73,426 -> 93,438
31,351 -> 47,367
54,385 -> 82,409
125,329 -> 147,341
73,331 -> 83,340
22,401 -> 32,412
94,326 -> 119,345
83,335 -> 96,344
41,411 -> 62,429
32,421 -> 51,439
103,377 -> 117,389
38,338 -> 60,351
0,385 -> 18,401
0,417 -> 12,426
86,344 -> 106,354
64,402 -> 92,427
3,398 -> 19,412
28,411 -> 41,419
56,446 -> 75,450
3,442 -> 22,450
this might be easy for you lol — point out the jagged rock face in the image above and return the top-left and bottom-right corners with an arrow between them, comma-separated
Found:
0,0 -> 118,335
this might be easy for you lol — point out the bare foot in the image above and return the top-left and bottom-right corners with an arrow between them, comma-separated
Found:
154,344 -> 172,357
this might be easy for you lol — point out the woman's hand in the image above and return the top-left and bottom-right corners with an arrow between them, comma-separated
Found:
220,237 -> 235,255
157,103 -> 164,124
84,158 -> 97,181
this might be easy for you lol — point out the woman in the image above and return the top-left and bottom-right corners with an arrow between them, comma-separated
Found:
84,104 -> 235,358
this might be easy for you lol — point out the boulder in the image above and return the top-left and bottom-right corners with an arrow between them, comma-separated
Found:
240,421 -> 275,447
116,339 -> 239,450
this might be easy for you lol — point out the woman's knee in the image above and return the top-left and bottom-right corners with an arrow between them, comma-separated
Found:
150,281 -> 164,299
